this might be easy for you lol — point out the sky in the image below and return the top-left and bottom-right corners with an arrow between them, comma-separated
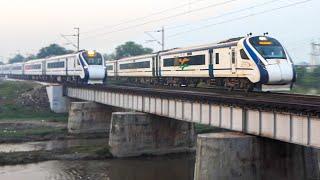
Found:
0,0 -> 319,64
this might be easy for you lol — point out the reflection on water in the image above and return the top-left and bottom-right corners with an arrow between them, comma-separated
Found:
0,138 -> 108,153
0,155 -> 195,180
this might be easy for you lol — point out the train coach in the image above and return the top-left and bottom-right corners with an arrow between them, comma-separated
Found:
0,50 -> 106,84
106,35 -> 296,91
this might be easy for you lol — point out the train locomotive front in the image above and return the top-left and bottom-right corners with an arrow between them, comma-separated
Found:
78,50 -> 106,84
241,36 -> 296,91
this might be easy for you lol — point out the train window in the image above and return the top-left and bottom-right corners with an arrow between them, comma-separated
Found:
82,52 -> 103,65
25,64 -> 41,70
249,36 -> 287,59
106,65 -> 113,70
231,50 -> 236,64
163,58 -> 176,67
189,55 -> 205,65
12,66 -> 22,70
240,49 -> 249,60
215,53 -> 220,64
163,55 -> 205,67
119,61 -> 150,70
47,61 -> 65,69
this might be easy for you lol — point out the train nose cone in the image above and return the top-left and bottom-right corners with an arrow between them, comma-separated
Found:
87,66 -> 105,84
265,60 -> 293,84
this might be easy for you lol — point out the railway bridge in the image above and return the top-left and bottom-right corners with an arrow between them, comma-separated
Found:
62,84 -> 320,148
39,83 -> 320,179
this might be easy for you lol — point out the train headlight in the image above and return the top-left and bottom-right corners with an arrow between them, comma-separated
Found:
259,41 -> 272,45
87,50 -> 96,58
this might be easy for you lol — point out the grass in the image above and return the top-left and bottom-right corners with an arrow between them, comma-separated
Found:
0,127 -> 67,138
0,80 -> 68,121
0,144 -> 112,166
291,86 -> 319,95
65,145 -> 112,156
195,123 -> 218,134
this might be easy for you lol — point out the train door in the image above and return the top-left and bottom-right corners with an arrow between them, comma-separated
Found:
157,54 -> 161,77
152,56 -> 155,77
115,61 -> 118,79
209,49 -> 214,78
73,57 -> 76,75
65,58 -> 68,76
230,48 -> 237,74
42,60 -> 46,76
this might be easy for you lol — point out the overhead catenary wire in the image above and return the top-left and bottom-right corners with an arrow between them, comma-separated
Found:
81,0 -> 241,40
165,0 -> 280,31
167,0 -> 312,38
81,0 -> 210,35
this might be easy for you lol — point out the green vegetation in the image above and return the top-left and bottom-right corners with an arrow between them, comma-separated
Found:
36,44 -> 73,59
0,127 -> 67,139
195,123 -> 219,134
293,66 -> 320,94
7,44 -> 73,63
65,145 -> 112,157
0,81 -> 67,121
8,54 -> 25,64
0,144 -> 112,166
105,41 -> 153,60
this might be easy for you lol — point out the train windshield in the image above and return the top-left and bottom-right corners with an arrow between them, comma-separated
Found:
249,36 -> 287,59
82,51 -> 103,65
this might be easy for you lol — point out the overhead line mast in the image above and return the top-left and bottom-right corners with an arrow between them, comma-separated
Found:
61,27 -> 80,51
145,26 -> 165,51
75,27 -> 80,52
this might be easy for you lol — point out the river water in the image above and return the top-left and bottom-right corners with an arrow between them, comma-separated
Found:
0,156 -> 195,180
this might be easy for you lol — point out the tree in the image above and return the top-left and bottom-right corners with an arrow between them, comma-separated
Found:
25,54 -> 37,61
114,41 -> 153,59
8,54 -> 25,64
104,53 -> 116,61
36,44 -> 73,58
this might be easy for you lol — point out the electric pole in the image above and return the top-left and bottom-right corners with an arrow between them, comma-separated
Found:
145,26 -> 165,51
310,41 -> 320,66
161,26 -> 165,51
61,27 -> 80,51
75,27 -> 80,51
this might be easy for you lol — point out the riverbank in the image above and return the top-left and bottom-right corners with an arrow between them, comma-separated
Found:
0,142 -> 112,166
0,80 -> 114,165
0,118 -> 111,165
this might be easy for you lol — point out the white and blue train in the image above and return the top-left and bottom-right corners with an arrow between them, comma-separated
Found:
106,35 -> 296,91
0,50 -> 106,84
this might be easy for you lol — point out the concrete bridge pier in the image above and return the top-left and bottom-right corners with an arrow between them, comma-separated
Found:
68,102 -> 113,134
109,112 -> 195,157
46,85 -> 70,113
194,132 -> 320,180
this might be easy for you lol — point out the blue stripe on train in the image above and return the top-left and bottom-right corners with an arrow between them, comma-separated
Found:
243,40 -> 269,84
78,54 -> 89,82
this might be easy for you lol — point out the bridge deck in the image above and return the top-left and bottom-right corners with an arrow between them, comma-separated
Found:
64,84 -> 320,149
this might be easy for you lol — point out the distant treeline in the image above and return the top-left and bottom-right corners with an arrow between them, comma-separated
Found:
6,44 -> 74,64
1,41 -> 153,65
295,66 -> 320,89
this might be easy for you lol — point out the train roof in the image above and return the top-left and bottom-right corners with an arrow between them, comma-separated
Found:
108,53 -> 157,63
25,58 -> 46,64
159,37 -> 243,56
105,37 -> 244,62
